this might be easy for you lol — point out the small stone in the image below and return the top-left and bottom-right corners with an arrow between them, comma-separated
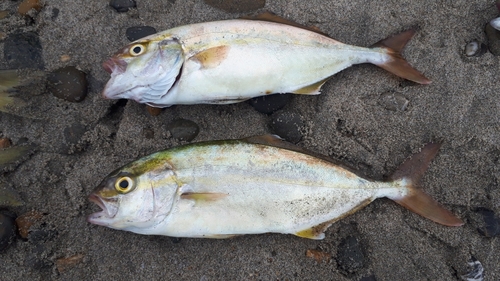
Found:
47,66 -> 88,102
336,236 -> 365,273
167,119 -> 200,141
56,254 -> 84,273
142,127 -> 154,139
0,10 -> 8,19
485,23 -> 500,56
0,211 -> 17,252
475,208 -> 500,237
18,0 -> 42,15
378,92 -> 409,111
110,0 -> 137,13
60,54 -> 71,62
306,249 -> 331,263
204,0 -> 265,13
248,94 -> 292,114
462,256 -> 484,281
270,111 -> 304,144
4,32 -> 44,69
15,211 -> 43,239
146,105 -> 162,116
126,26 -> 157,42
464,40 -> 487,57
0,138 -> 12,149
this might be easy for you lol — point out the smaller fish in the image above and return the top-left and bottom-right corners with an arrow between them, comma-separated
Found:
88,135 -> 463,239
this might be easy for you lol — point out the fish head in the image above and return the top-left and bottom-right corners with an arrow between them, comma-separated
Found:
87,155 -> 179,233
102,35 -> 184,106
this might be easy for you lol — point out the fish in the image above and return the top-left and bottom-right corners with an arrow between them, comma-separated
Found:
87,135 -> 463,239
102,13 -> 431,108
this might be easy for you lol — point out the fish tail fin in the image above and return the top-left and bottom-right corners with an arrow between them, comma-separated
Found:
370,29 -> 431,85
387,143 -> 463,226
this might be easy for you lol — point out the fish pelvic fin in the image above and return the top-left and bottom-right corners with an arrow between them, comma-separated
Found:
370,30 -> 431,85
388,143 -> 463,227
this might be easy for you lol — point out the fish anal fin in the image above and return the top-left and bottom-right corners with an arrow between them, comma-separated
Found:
295,227 -> 326,240
180,192 -> 228,202
241,12 -> 330,37
370,30 -> 431,85
291,78 -> 329,95
192,45 -> 230,68
388,143 -> 464,227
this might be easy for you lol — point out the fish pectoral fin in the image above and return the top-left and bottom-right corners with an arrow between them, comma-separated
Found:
295,227 -> 326,240
291,78 -> 329,95
180,192 -> 228,203
241,12 -> 330,37
191,45 -> 230,69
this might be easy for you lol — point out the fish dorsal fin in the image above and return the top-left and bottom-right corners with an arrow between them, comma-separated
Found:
191,45 -> 230,69
180,192 -> 228,202
240,12 -> 330,37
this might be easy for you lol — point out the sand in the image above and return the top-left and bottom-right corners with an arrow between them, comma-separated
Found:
1,0 -> 499,280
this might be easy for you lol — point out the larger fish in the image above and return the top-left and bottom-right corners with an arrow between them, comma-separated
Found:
102,13 -> 431,108
87,135 -> 462,239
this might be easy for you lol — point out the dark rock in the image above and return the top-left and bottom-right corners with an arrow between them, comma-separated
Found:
4,32 -> 44,69
0,211 -> 17,252
51,8 -> 59,20
47,66 -> 88,103
142,128 -> 154,139
204,0 -> 265,13
336,236 -> 365,273
378,92 -> 409,111
167,119 -> 200,141
110,0 -> 137,13
270,111 -> 304,144
485,23 -> 500,56
248,94 -> 292,114
475,207 -> 500,237
126,26 -> 157,42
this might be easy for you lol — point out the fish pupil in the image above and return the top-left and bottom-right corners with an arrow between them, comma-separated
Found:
119,179 -> 129,189
133,46 -> 142,54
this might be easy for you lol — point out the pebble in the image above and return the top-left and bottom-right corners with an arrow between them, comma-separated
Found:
109,0 -> 137,13
270,111 -> 304,144
305,249 -> 331,263
248,94 -> 292,114
475,208 -> 500,237
18,0 -> 42,15
15,211 -> 43,239
126,26 -> 157,42
3,32 -> 44,69
146,105 -> 162,116
0,10 -> 8,20
167,119 -> 200,141
0,138 -> 11,148
378,92 -> 409,111
56,254 -> 84,273
204,0 -> 265,13
336,236 -> 365,273
47,66 -> 88,102
485,23 -> 500,56
462,256 -> 484,281
464,40 -> 487,57
0,211 -> 17,252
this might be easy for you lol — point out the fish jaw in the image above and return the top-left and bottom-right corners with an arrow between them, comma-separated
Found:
87,193 -> 120,227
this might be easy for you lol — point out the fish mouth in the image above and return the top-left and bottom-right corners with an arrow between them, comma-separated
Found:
102,57 -> 127,75
87,193 -> 119,226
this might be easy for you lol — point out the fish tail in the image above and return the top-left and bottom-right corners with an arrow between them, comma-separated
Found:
370,30 -> 431,85
387,143 -> 463,226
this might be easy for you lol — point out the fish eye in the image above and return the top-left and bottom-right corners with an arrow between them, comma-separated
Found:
129,44 -> 145,56
115,176 -> 135,193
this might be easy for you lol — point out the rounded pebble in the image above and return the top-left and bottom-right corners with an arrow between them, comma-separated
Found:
167,119 -> 200,141
126,26 -> 157,42
0,138 -> 12,148
18,0 -> 42,15
204,0 -> 265,13
475,208 -> 500,237
109,0 -> 137,13
336,236 -> 365,273
485,23 -> 500,56
248,94 -> 292,114
0,211 -> 17,252
3,32 -> 44,69
15,211 -> 43,239
47,66 -> 88,102
464,40 -> 486,57
270,111 -> 304,144
146,105 -> 163,116
378,92 -> 409,111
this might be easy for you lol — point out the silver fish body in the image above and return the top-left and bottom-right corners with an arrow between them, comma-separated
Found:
87,136 -> 462,239
102,15 -> 430,107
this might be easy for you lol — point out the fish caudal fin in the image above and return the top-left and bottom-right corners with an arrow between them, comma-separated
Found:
388,143 -> 464,227
371,30 -> 431,85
